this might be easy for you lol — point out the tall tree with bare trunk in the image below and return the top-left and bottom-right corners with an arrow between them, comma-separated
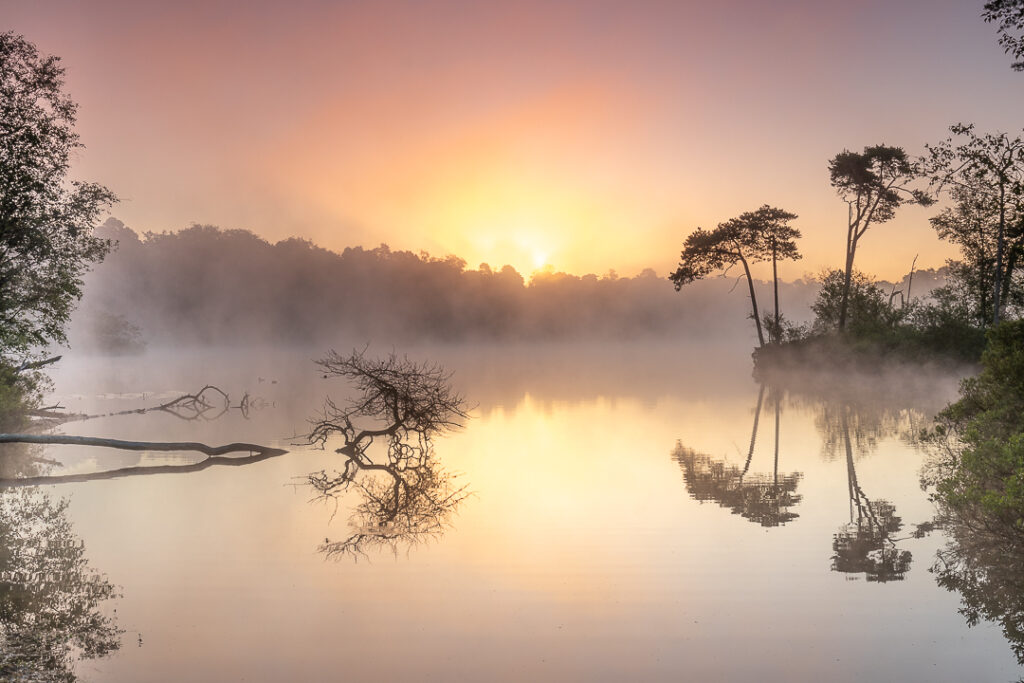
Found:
670,206 -> 800,347
828,145 -> 931,332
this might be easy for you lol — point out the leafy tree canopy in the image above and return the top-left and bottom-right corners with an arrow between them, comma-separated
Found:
984,0 -> 1024,71
0,32 -> 115,364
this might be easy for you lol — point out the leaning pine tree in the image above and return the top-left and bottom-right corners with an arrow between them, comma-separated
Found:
670,206 -> 799,348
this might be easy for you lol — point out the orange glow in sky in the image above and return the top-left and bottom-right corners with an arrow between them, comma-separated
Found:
5,0 -> 1024,280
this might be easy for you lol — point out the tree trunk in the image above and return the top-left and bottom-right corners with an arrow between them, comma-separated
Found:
839,231 -> 856,332
994,180 -> 1006,326
1000,236 -> 1024,317
739,254 -> 765,347
905,255 -> 917,309
772,239 -> 780,343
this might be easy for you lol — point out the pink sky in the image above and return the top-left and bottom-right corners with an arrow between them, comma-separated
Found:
5,0 -> 1024,279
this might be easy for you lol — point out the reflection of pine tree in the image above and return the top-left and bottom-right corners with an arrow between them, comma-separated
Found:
673,385 -> 802,528
0,488 -> 121,681
830,410 -> 912,582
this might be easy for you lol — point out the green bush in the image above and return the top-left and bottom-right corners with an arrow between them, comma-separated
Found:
935,320 -> 1024,531
811,269 -> 899,336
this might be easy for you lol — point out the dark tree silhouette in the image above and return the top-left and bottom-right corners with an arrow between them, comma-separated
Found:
305,350 -> 471,558
0,33 -> 115,368
751,206 -> 801,343
925,124 -> 1024,324
984,0 -> 1024,71
828,145 -> 931,331
671,213 -> 775,347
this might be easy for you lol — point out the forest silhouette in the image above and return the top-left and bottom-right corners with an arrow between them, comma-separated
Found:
69,219 -> 948,350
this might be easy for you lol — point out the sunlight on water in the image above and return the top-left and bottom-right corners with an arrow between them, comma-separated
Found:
1,345 -> 1018,681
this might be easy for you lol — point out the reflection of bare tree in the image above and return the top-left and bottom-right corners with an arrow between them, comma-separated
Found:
0,488 -> 121,681
672,385 -> 802,527
305,350 -> 471,558
311,460 -> 466,559
830,409 -> 912,582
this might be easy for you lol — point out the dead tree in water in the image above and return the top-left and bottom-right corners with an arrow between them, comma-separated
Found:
304,349 -> 471,558
30,384 -> 261,423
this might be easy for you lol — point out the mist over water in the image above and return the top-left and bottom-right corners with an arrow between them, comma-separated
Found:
64,220 -> 950,353
4,341 -> 1012,681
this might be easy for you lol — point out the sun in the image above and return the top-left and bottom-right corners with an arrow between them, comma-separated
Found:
531,249 -> 549,270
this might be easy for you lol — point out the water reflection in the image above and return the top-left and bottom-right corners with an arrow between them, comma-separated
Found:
310,459 -> 467,559
0,487 -> 121,681
673,373 -> 929,581
933,520 -> 1024,664
923,424 -> 1024,664
673,385 -> 803,527
304,350 -> 471,559
831,408 -> 912,582
765,366 -> 944,462
792,371 -> 927,583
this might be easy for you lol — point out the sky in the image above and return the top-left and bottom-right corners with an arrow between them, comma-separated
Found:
5,0 -> 1024,280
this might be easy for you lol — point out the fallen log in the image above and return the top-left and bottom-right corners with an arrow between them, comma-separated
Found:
0,434 -> 288,487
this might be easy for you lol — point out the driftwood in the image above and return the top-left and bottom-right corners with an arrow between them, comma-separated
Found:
29,385 -> 260,424
0,434 -> 288,487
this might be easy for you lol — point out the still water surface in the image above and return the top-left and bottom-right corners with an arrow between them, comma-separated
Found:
6,343 -> 1022,681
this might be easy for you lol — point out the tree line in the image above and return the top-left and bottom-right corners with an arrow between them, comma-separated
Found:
672,128 -> 1024,361
75,219 -> 893,349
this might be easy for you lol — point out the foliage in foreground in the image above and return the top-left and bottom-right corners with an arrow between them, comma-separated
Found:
0,32 -> 115,366
753,268 -> 987,372
930,320 -> 1024,532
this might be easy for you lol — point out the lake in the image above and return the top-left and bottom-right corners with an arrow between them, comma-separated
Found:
3,342 -> 1020,681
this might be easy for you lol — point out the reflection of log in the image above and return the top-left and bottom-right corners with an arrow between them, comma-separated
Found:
0,450 -> 286,486
0,434 -> 284,455
0,434 -> 288,487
